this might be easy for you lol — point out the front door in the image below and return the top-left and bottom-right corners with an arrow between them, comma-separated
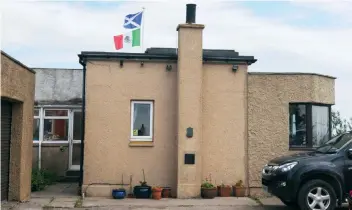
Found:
69,110 -> 82,170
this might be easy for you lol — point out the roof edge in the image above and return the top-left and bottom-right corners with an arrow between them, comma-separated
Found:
32,68 -> 82,71
248,72 -> 336,79
1,51 -> 36,74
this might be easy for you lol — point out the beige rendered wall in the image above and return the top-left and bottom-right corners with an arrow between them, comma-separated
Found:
83,61 -> 178,197
247,73 -> 335,196
1,53 -> 36,201
202,64 -> 248,188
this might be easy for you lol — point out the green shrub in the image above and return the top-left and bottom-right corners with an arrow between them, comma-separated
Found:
31,168 -> 58,192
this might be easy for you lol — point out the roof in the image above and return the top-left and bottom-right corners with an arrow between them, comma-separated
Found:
78,47 -> 257,65
248,72 -> 336,79
32,68 -> 82,71
1,50 -> 35,74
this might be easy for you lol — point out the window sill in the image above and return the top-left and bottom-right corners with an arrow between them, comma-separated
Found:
289,147 -> 315,151
129,141 -> 154,147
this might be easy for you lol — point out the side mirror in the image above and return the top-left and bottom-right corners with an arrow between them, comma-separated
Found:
348,149 -> 352,159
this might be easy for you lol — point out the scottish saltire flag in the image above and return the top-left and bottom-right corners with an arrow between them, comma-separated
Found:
124,11 -> 143,29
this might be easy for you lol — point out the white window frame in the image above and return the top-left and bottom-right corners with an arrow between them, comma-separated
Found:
130,101 -> 153,141
33,108 -> 41,143
42,108 -> 70,144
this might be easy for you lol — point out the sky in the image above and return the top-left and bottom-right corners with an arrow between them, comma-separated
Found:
1,0 -> 352,119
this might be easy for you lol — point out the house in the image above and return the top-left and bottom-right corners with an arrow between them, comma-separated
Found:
32,68 -> 83,180
1,51 -> 36,201
77,4 -> 335,198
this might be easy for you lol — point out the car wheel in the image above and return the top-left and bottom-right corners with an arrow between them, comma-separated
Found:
279,198 -> 298,208
298,179 -> 336,210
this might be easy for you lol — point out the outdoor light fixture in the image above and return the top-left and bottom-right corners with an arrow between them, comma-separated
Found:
166,64 -> 172,71
232,65 -> 238,72
120,60 -> 124,68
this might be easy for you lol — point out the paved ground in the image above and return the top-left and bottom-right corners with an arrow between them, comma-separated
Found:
1,183 -> 349,210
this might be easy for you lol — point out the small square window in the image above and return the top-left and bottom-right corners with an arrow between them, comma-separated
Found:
45,110 -> 68,117
184,153 -> 195,165
34,109 -> 40,117
130,101 -> 153,141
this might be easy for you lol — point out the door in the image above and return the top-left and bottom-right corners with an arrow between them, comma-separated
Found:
1,100 -> 12,200
68,110 -> 82,170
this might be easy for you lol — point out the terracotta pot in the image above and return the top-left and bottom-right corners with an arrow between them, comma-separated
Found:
152,188 -> 163,200
217,186 -> 231,197
162,187 -> 171,198
201,188 -> 217,199
233,186 -> 246,197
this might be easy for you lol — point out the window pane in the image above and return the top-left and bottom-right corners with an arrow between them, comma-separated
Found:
73,111 -> 82,140
34,109 -> 39,117
289,104 -> 307,147
132,103 -> 151,137
45,110 -> 68,117
33,119 -> 40,141
312,106 -> 330,147
43,119 -> 68,141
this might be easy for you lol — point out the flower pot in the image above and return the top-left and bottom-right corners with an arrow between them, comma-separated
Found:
162,187 -> 171,198
112,189 -> 126,199
218,186 -> 231,197
201,188 -> 217,199
233,186 -> 246,197
152,188 -> 163,200
133,185 -> 152,199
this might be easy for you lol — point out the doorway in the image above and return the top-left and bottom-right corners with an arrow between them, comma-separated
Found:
69,110 -> 82,171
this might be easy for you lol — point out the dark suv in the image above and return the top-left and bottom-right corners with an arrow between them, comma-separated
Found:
262,132 -> 352,210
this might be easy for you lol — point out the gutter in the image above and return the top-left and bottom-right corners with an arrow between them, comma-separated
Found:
78,57 -> 86,189
78,52 -> 257,65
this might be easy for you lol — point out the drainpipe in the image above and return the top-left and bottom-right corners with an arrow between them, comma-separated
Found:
78,58 -> 86,188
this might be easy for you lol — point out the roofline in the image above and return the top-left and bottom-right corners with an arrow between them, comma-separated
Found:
32,68 -> 82,71
248,72 -> 336,80
1,50 -> 36,74
78,51 -> 257,65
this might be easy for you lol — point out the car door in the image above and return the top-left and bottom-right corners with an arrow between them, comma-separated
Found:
344,142 -> 352,196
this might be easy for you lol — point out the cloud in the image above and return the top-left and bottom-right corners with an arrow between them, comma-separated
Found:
1,0 -> 351,118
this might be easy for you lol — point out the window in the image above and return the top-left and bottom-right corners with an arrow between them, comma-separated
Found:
43,109 -> 69,142
289,103 -> 331,149
131,101 -> 153,141
33,109 -> 40,141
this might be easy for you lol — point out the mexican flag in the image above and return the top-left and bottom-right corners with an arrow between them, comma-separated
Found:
114,28 -> 141,50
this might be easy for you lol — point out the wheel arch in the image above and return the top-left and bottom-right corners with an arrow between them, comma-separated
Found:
297,172 -> 344,205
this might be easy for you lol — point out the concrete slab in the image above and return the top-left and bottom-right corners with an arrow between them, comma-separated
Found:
45,197 -> 79,208
82,197 -> 259,208
259,197 -> 284,206
31,183 -> 79,198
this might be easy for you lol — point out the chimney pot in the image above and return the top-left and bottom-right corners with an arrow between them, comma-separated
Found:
186,4 -> 196,24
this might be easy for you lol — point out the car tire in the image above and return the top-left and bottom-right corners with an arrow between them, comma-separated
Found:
298,179 -> 337,210
279,198 -> 298,208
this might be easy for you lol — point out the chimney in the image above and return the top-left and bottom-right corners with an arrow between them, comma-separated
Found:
176,4 -> 204,198
186,4 -> 196,24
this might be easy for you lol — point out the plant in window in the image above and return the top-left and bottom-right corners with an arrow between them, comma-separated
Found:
201,174 -> 217,199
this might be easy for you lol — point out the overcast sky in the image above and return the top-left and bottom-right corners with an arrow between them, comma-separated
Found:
2,0 -> 352,119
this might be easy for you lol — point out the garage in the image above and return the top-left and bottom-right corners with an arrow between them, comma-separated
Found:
1,100 -> 12,201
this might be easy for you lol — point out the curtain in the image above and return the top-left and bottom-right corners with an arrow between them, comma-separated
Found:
312,106 -> 329,147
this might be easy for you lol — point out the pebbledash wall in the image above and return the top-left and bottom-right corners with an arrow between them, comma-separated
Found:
247,73 -> 335,196
1,51 -> 36,201
79,7 -> 335,198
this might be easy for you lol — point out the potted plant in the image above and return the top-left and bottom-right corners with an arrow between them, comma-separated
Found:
201,175 -> 217,199
162,187 -> 171,198
151,186 -> 163,200
217,182 -> 231,197
133,169 -> 151,199
233,180 -> 246,197
112,174 -> 126,199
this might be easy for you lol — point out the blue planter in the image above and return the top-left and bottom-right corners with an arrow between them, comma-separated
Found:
112,189 -> 126,199
133,186 -> 151,199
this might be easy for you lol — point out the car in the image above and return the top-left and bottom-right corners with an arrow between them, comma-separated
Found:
262,132 -> 352,210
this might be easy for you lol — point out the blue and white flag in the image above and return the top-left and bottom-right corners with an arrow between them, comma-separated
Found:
124,11 -> 143,29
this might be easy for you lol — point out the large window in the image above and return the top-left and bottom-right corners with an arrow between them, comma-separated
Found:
289,103 -> 331,149
130,101 -> 153,141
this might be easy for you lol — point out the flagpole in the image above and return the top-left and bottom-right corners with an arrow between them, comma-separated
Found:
141,7 -> 145,53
